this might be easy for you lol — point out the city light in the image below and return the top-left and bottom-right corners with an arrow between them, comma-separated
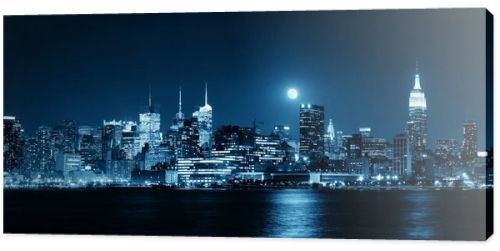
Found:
2,67 -> 489,190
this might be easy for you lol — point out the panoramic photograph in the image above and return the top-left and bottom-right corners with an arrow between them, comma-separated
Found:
3,9 -> 493,240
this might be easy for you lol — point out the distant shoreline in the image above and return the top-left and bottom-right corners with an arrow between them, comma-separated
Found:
3,185 -> 490,192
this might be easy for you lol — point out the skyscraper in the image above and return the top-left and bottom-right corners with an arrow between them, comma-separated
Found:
171,87 -> 185,131
193,83 -> 213,150
22,137 -> 37,175
35,126 -> 55,173
3,116 -> 24,172
178,118 -> 200,158
138,86 -> 162,151
362,136 -> 389,161
121,121 -> 139,160
79,128 -> 100,169
77,125 -> 95,151
55,152 -> 82,179
50,120 -> 78,156
347,133 -> 363,159
102,120 -> 123,161
332,130 -> 346,160
435,138 -> 460,177
407,65 -> 427,178
101,120 -> 139,179
462,120 -> 478,161
393,133 -> 411,177
324,119 -> 335,159
62,120 -> 78,154
50,125 -> 65,156
299,104 -> 324,160
166,87 -> 185,155
436,139 -> 460,158
254,133 -> 286,164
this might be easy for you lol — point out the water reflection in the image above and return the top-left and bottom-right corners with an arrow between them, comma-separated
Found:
264,190 -> 324,238
4,188 -> 486,239
403,191 -> 437,239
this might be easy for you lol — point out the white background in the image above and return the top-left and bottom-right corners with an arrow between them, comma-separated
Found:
0,0 -> 498,250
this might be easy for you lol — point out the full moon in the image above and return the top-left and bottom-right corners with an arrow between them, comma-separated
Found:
287,88 -> 298,99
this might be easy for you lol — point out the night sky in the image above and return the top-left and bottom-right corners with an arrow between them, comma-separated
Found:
4,9 -> 488,149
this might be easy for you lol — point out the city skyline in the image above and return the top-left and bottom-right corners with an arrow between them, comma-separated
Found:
3,9 -> 493,241
3,68 -> 486,183
2,72 -> 485,152
4,10 -> 489,149
3,77 -> 483,152
5,74 -> 480,150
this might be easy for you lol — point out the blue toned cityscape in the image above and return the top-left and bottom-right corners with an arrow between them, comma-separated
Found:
3,10 -> 493,240
3,69 -> 493,189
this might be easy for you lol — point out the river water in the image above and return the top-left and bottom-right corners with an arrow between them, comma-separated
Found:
3,188 -> 490,240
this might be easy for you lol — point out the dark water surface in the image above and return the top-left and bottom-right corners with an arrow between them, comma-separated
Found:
3,188 -> 489,240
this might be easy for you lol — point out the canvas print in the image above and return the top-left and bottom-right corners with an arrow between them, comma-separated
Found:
3,9 -> 493,240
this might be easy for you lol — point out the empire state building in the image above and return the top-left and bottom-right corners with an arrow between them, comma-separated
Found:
407,67 -> 428,177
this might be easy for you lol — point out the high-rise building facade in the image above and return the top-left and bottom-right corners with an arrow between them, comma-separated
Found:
393,133 -> 411,177
178,118 -> 200,158
50,125 -> 64,156
299,104 -> 324,160
102,120 -> 123,161
35,126 -> 55,172
77,125 -> 94,150
254,134 -> 286,164
212,125 -> 255,171
138,88 -> 162,152
3,116 -> 24,172
193,84 -> 213,150
347,133 -> 363,159
55,152 -> 82,178
462,120 -> 478,162
79,131 -> 100,169
121,121 -> 139,160
62,120 -> 78,154
407,69 -> 427,177
333,130 -> 346,160
324,119 -> 335,159
435,138 -> 460,177
50,120 -> 78,156
101,120 -> 139,179
436,139 -> 460,159
362,136 -> 389,160
273,125 -> 291,142
22,137 -> 38,175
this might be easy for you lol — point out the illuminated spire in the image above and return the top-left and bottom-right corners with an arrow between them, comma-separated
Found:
416,57 -> 419,75
205,82 -> 208,106
409,59 -> 427,109
148,84 -> 155,113
176,86 -> 184,120
327,119 -> 335,141
414,74 -> 421,90
414,59 -> 421,90
198,82 -> 212,113
179,87 -> 182,113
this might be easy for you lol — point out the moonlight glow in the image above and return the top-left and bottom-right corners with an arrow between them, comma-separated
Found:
287,88 -> 298,99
